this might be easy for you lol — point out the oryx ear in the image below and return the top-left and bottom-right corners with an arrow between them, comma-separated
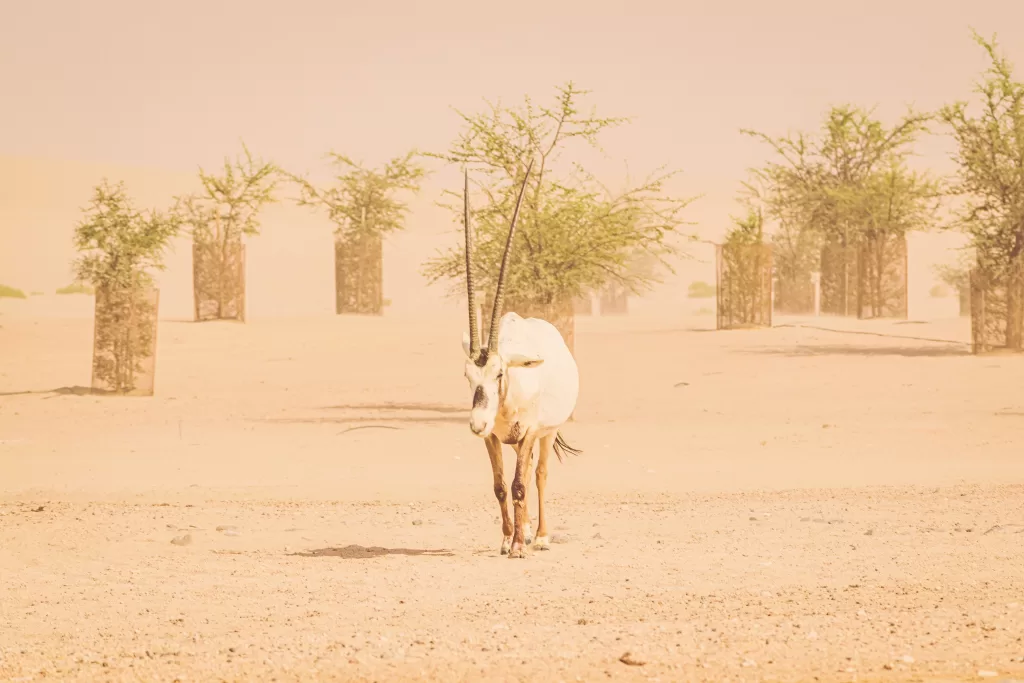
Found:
505,352 -> 544,368
462,330 -> 473,358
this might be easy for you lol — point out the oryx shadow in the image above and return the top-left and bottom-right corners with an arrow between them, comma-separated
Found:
292,544 -> 455,559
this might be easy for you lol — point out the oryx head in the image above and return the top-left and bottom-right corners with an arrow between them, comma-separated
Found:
461,161 -> 543,438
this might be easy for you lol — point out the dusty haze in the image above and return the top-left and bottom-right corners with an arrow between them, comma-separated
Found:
3,2 -> 1024,683
2,0 -> 1017,313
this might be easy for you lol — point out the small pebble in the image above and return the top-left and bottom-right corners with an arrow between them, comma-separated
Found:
551,533 -> 570,544
223,529 -> 240,537
412,520 -> 423,526
170,534 -> 192,546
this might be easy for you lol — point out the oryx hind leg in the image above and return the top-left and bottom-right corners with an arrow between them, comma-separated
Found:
532,433 -> 554,550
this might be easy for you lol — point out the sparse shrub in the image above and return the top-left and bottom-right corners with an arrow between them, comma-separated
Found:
422,82 -> 698,342
56,282 -> 95,295
286,152 -> 426,315
175,143 -> 278,322
930,284 -> 950,298
940,31 -> 1024,350
688,281 -> 716,299
0,285 -> 27,299
73,180 -> 179,394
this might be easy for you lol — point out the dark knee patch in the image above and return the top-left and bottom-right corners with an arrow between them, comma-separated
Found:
511,480 -> 526,501
493,485 -> 506,502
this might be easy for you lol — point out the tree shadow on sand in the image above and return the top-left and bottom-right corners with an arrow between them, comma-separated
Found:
0,385 -> 95,398
318,402 -> 465,413
292,544 -> 454,559
745,344 -> 971,358
255,401 -> 469,427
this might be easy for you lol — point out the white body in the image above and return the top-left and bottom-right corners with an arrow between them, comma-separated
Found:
462,311 -> 579,442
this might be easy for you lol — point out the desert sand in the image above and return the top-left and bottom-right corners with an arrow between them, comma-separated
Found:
2,296 -> 1023,683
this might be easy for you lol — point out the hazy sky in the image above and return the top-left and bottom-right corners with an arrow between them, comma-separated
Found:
1,0 -> 1022,317
3,0 -> 1022,184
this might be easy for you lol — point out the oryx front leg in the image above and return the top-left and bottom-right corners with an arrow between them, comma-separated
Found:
509,432 -> 538,559
485,435 -> 513,554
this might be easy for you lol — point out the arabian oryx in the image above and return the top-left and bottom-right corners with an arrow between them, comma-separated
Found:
460,161 -> 581,559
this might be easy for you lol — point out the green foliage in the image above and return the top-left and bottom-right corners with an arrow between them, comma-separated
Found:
422,82 -> 699,305
938,30 -> 1024,275
174,142 -> 279,244
71,180 -> 174,394
687,280 -> 716,299
933,248 -> 975,292
91,286 -> 158,394
56,282 -> 95,295
743,104 -> 935,246
286,151 -> 427,239
0,284 -> 27,299
929,284 -> 950,298
724,207 -> 764,247
719,207 -> 773,327
72,180 -> 180,290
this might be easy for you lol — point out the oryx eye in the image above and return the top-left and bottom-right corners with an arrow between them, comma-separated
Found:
496,372 -> 503,381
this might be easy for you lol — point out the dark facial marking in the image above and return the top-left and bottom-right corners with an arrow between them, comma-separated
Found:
472,385 -> 487,409
511,480 -> 526,502
493,484 -> 506,503
474,348 -> 490,368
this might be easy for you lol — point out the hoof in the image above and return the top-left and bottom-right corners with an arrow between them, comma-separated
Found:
507,542 -> 527,559
524,523 -> 534,546
533,535 -> 551,550
500,535 -> 512,555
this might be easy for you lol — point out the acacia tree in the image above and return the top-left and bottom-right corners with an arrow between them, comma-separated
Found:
743,105 -> 934,317
286,152 -> 427,314
939,30 -> 1024,349
422,83 -> 698,324
72,180 -> 179,394
175,142 -> 279,321
716,205 -> 773,328
741,174 -> 820,314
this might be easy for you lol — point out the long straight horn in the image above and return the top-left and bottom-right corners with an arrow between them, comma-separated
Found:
464,168 -> 480,356
487,158 -> 534,352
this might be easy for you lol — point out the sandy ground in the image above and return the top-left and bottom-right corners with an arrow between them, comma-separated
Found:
2,300 -> 1024,682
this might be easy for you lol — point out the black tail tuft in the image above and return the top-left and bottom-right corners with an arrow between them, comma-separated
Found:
552,431 -> 583,463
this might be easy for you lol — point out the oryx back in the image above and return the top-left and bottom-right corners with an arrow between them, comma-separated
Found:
498,312 -> 579,429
